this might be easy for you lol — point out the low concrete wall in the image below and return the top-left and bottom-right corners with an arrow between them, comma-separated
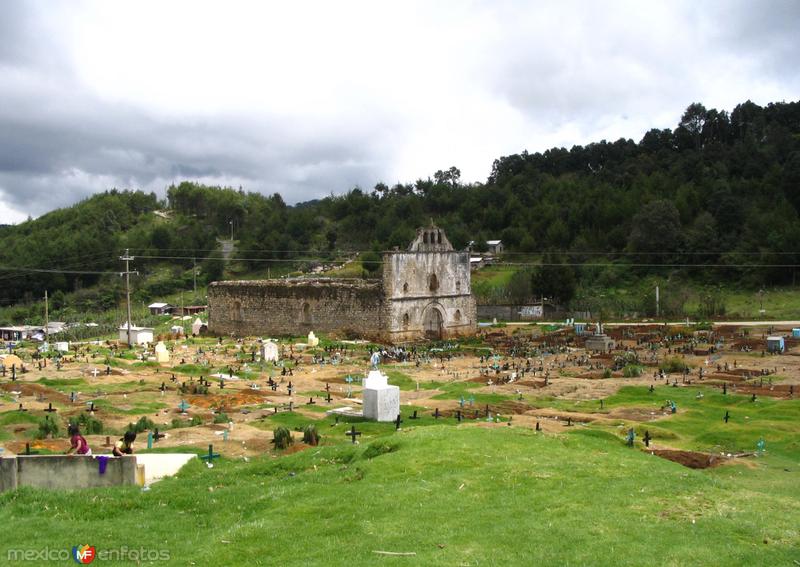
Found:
1,455 -> 138,492
134,453 -> 197,484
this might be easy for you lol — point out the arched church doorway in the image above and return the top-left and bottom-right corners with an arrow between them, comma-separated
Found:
422,306 -> 443,339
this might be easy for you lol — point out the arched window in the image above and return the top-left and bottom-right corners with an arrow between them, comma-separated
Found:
423,232 -> 428,244
428,273 -> 439,292
403,313 -> 409,329
301,303 -> 311,324
403,282 -> 409,293
437,231 -> 442,244
233,300 -> 243,322
454,309 -> 462,323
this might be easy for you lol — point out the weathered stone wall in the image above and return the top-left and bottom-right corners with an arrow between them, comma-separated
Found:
383,249 -> 476,342
207,226 -> 477,343
208,279 -> 386,338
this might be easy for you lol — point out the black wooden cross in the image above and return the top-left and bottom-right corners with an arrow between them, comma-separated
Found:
219,379 -> 225,389
433,408 -> 440,419
643,430 -> 652,447
152,428 -> 166,442
106,365 -> 111,375
44,402 -> 57,413
325,392 -> 332,403
535,421 -> 541,431
566,417 -> 572,427
395,413 -> 403,430
346,425 -> 362,444
724,410 -> 730,423
24,442 -> 39,455
271,383 -> 278,391
409,410 -> 418,420
485,404 -> 490,417
456,410 -> 462,423
160,382 -> 167,392
87,402 -> 98,413
306,397 -> 316,405
325,382 -> 330,393
18,403 -> 26,412
200,444 -> 221,463
11,364 -> 16,381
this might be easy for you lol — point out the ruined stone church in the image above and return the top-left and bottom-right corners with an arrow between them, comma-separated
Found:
208,226 -> 476,342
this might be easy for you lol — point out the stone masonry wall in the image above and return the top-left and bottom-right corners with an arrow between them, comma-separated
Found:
383,250 -> 477,342
208,279 -> 386,338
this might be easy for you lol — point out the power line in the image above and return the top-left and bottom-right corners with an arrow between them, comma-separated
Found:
131,254 -> 800,269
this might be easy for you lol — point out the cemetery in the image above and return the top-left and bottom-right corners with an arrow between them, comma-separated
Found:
0,320 -> 799,563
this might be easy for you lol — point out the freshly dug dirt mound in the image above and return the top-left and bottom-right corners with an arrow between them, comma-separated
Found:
608,407 -> 668,421
647,449 -> 722,469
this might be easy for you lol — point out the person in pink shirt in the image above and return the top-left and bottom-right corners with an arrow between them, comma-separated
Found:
66,424 -> 91,456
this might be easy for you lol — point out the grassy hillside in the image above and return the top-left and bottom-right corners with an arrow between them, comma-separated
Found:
1,386 -> 798,566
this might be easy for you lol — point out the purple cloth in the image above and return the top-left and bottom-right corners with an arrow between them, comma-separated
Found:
97,455 -> 109,475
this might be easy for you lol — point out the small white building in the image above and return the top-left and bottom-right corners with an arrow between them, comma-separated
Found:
118,323 -> 154,345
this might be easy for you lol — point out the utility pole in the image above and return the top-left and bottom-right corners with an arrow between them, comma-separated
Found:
44,290 -> 49,346
655,285 -> 660,319
119,249 -> 137,347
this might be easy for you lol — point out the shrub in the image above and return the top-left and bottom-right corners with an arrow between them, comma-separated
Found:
272,426 -> 294,450
127,416 -> 156,434
36,415 -> 60,439
302,424 -> 320,446
602,368 -> 613,379
213,412 -> 230,424
623,364 -> 643,378
76,413 -> 103,434
660,357 -> 688,373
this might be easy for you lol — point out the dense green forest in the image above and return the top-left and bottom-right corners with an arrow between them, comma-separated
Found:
1,99 -> 798,317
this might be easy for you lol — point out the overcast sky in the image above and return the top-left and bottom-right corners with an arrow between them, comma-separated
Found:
1,0 -> 798,223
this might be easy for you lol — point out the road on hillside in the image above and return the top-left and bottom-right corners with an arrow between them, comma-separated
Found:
219,239 -> 235,260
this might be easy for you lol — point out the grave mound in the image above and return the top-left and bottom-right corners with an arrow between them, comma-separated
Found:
647,449 -> 723,469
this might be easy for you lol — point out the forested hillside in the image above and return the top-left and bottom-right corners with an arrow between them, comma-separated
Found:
1,99 -> 798,313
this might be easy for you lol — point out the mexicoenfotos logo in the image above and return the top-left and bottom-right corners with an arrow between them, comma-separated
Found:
72,545 -> 96,564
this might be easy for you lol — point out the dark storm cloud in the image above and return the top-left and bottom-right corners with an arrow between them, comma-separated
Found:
0,0 -> 798,222
0,3 -> 384,219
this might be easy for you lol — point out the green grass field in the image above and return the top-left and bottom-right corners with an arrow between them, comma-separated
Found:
1,382 -> 799,566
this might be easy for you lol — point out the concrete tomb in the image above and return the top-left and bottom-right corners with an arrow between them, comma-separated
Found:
260,340 -> 279,362
155,341 -> 170,363
362,370 -> 400,422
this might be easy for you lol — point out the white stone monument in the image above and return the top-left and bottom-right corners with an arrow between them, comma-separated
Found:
362,370 -> 400,422
154,341 -> 170,363
260,340 -> 279,362
191,318 -> 205,336
307,331 -> 319,347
